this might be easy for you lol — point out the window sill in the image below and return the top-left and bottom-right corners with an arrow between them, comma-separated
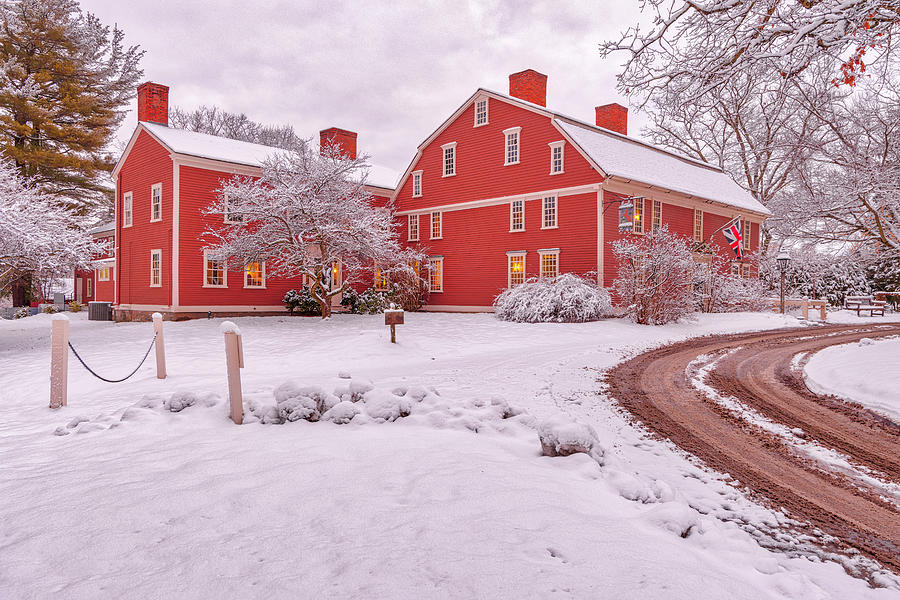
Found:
203,284 -> 228,289
430,236 -> 443,240
541,225 -> 559,230
473,122 -> 489,128
442,173 -> 456,178
407,238 -> 419,242
122,224 -> 132,229
429,289 -> 443,293
412,194 -> 422,198
549,170 -> 564,175
504,161 -> 520,166
150,218 -> 162,223
243,285 -> 266,290
149,284 -> 162,288
509,229 -> 525,233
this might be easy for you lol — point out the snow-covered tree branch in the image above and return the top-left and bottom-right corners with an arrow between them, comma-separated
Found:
203,143 -> 424,317
0,160 -> 105,297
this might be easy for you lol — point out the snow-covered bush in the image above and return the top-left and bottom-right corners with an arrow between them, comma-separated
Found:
537,414 -> 602,460
274,382 -> 340,422
696,252 -> 769,313
612,226 -> 696,325
340,287 -> 390,314
13,306 -> 29,319
68,301 -> 83,313
493,273 -> 612,323
283,287 -> 320,316
41,304 -> 60,314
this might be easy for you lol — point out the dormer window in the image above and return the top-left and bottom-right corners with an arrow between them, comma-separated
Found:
503,127 -> 521,166
549,141 -> 564,174
441,142 -> 457,177
474,98 -> 488,127
412,170 -> 423,197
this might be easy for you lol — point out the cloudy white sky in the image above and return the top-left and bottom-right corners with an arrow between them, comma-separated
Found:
81,0 -> 646,174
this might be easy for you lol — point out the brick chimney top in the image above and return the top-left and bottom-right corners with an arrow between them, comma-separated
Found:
508,69 -> 547,107
319,127 -> 358,160
595,103 -> 628,135
137,82 -> 169,126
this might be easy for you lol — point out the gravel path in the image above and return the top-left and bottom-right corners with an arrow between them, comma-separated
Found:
605,323 -> 900,575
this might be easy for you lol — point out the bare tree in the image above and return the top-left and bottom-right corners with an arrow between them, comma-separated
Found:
601,0 -> 899,98
169,105 -> 305,150
203,143 -> 422,318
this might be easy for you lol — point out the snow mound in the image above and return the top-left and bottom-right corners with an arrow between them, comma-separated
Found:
537,414 -> 603,460
606,471 -> 675,504
164,390 -> 220,412
321,400 -> 360,424
643,502 -> 703,538
363,389 -> 413,422
274,382 -> 339,422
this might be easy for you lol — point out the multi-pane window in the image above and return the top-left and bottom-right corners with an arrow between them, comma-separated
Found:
408,214 -> 419,241
245,261 -> 264,288
742,220 -> 751,252
510,200 -> 524,231
442,142 -> 456,177
98,266 -> 111,281
542,196 -> 557,229
86,278 -> 92,297
412,171 -> 423,197
652,200 -> 662,231
431,211 -> 442,239
539,250 -> 559,279
204,251 -> 226,287
224,199 -> 243,224
549,141 -> 564,174
633,199 -> 644,234
474,98 -> 488,126
428,257 -> 443,292
150,249 -> 162,287
508,252 -> 526,287
374,267 -> 389,291
150,183 -> 162,222
693,209 -> 703,243
123,192 -> 133,227
504,127 -> 521,165
742,263 -> 751,278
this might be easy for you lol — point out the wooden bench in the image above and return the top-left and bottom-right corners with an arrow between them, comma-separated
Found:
845,295 -> 873,310
856,302 -> 886,317
768,298 -> 827,321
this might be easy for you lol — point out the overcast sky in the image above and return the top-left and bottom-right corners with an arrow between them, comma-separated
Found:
80,0 -> 646,175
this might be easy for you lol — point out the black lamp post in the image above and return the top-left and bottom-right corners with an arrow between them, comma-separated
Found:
777,251 -> 790,314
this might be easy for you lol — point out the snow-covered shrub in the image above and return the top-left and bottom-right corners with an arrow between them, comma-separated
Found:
695,252 -> 769,313
13,306 -> 29,319
274,382 -> 339,422
362,389 -> 413,422
537,414 -> 602,460
68,301 -> 83,312
334,379 -> 374,403
163,390 -> 219,412
283,287 -> 320,316
41,304 -> 60,314
321,401 -> 360,424
340,287 -> 390,314
612,226 -> 696,325
493,273 -> 612,323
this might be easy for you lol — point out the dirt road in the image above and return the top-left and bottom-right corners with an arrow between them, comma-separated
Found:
605,323 -> 900,574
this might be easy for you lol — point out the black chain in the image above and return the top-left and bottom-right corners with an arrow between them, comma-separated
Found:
67,333 -> 157,383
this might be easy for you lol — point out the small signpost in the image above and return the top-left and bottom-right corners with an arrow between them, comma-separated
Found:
384,304 -> 404,344
49,314 -> 70,409
221,321 -> 245,424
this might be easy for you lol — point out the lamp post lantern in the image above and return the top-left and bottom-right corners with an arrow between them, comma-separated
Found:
776,251 -> 790,314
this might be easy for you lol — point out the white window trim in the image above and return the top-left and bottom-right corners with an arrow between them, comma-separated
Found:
243,260 -> 266,289
509,199 -> 525,232
652,199 -> 662,232
633,198 -> 645,235
474,97 -> 489,127
428,256 -> 443,293
408,213 -> 420,242
202,250 -> 228,288
507,250 -> 527,288
548,141 -> 565,175
538,248 -> 560,279
441,142 -> 457,178
150,183 -> 163,223
150,249 -> 162,288
86,278 -> 92,297
503,127 -> 522,166
123,192 -> 133,228
411,170 -> 423,198
430,211 -> 442,240
97,266 -> 110,282
224,198 -> 243,225
541,196 -> 558,230
694,209 -> 704,243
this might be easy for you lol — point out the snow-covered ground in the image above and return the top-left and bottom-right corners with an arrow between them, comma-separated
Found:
805,335 -> 900,423
1,311 -> 898,599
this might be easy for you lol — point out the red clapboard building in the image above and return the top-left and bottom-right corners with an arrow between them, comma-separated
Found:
394,69 -> 771,311
111,82 -> 397,321
73,222 -> 115,304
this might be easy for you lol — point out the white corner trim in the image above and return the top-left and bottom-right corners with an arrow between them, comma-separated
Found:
172,165 -> 180,307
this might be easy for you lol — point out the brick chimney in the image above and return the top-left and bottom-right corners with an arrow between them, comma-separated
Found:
137,82 -> 169,126
319,127 -> 358,159
595,103 -> 628,135
508,69 -> 547,107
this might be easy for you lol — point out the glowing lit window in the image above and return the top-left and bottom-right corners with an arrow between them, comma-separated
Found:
510,200 -> 524,231
375,267 -> 389,291
539,249 -> 559,279
428,257 -> 443,292
98,267 -> 111,282
508,252 -> 526,287
244,261 -> 264,288
204,251 -> 226,287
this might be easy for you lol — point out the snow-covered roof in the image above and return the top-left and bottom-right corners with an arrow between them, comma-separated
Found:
556,120 -> 771,216
89,222 -> 114,235
141,122 -> 400,191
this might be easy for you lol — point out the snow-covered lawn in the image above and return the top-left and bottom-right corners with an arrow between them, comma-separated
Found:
805,335 -> 900,423
1,311 -> 896,599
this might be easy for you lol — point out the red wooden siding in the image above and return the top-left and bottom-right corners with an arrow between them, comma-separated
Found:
117,130 -> 173,306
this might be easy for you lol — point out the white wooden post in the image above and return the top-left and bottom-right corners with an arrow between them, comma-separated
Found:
49,314 -> 69,409
152,312 -> 166,379
221,321 -> 244,424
